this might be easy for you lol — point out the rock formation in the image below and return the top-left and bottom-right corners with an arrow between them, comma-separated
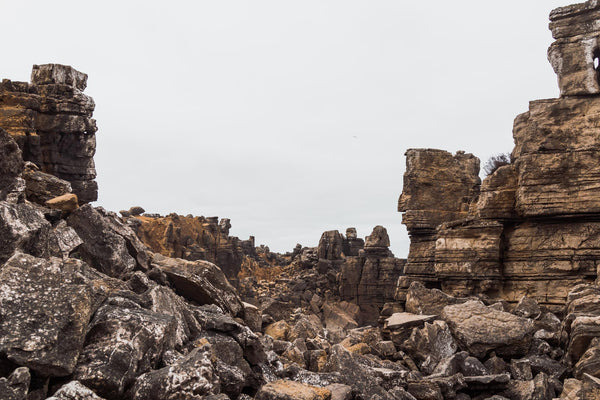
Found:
0,64 -> 97,203
6,2 -> 600,399
397,0 -> 600,310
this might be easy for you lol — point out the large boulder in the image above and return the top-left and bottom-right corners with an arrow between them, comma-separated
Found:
0,201 -> 53,264
150,253 -> 243,317
0,367 -> 30,400
73,296 -> 176,398
128,347 -> 219,400
0,253 -> 93,377
441,300 -> 535,358
22,161 -> 71,205
67,205 -> 149,278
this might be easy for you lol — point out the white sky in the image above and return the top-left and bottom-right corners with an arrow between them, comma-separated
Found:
0,1 -> 569,256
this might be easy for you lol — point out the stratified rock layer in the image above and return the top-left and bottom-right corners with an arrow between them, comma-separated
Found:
397,1 -> 600,308
0,64 -> 97,203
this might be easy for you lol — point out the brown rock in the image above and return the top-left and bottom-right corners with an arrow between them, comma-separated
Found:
264,320 -> 291,341
45,193 -> 79,213
255,380 -> 331,400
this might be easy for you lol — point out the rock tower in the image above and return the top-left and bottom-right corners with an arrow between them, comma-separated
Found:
397,0 -> 600,311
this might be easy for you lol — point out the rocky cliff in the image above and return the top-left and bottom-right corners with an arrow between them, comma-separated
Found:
0,64 -> 98,204
397,0 -> 600,311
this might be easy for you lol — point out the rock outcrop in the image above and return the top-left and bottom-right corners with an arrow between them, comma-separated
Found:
0,64 -> 97,203
397,0 -> 600,309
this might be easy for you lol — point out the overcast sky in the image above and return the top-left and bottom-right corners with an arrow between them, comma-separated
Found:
1,1 -> 569,256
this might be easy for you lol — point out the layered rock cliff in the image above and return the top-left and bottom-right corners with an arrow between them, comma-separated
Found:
397,0 -> 600,311
0,64 -> 97,204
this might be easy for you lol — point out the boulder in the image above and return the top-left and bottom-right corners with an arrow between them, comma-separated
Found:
0,253 -> 92,376
128,347 -> 219,400
22,162 -> 71,205
0,367 -> 29,400
45,193 -> 79,213
0,201 -> 53,264
73,296 -> 176,398
47,381 -> 106,400
67,205 -> 149,278
405,281 -> 469,315
401,320 -> 457,374
441,300 -> 535,358
150,253 -> 243,317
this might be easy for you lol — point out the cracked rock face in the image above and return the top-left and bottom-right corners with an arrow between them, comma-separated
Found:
0,253 -> 93,377
441,301 -> 535,358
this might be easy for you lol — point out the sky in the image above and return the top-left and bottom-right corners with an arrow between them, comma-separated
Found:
0,0 -> 570,256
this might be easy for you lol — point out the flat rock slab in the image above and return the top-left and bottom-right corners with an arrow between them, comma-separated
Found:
255,380 -> 331,400
385,313 -> 436,330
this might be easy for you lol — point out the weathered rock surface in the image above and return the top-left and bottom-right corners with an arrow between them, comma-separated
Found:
47,381 -> 106,400
0,128 -> 25,204
67,205 -> 149,278
150,252 -> 244,317
0,64 -> 97,203
441,301 -> 535,358
0,253 -> 92,376
339,226 -> 405,322
396,1 -> 600,309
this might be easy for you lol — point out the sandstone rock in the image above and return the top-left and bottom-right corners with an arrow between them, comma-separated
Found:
401,320 -> 457,375
150,253 -> 243,317
0,253 -> 92,377
45,193 -> 79,213
47,381 -> 106,400
128,347 -> 219,400
0,367 -> 29,400
441,300 -> 535,358
255,380 -> 331,400
548,1 -> 600,96
73,296 -> 176,398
